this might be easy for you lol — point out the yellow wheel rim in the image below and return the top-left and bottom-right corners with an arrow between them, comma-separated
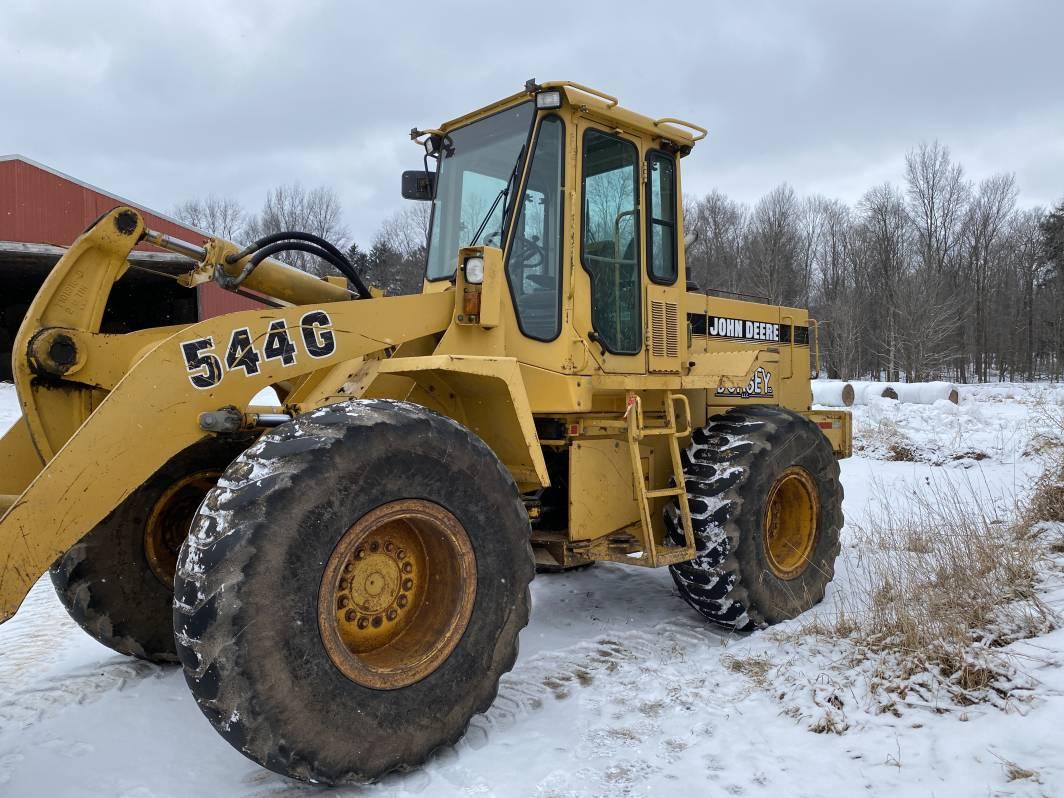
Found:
144,469 -> 222,587
762,466 -> 820,581
318,499 -> 477,690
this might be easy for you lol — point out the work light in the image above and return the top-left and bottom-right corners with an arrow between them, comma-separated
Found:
464,256 -> 485,284
536,90 -> 562,109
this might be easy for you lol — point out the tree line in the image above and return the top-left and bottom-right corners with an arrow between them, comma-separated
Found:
175,142 -> 1064,383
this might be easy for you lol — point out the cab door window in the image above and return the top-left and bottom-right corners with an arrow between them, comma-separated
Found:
506,115 -> 564,340
580,130 -> 641,354
646,152 -> 677,284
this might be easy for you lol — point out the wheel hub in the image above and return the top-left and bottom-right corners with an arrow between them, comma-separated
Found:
318,499 -> 476,690
762,466 -> 820,580
144,469 -> 222,587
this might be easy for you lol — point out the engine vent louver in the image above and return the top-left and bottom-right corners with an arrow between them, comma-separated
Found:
650,300 -> 680,366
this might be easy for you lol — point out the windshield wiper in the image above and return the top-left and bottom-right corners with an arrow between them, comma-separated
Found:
469,145 -> 526,247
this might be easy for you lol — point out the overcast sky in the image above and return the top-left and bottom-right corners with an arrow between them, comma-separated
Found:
2,0 -> 1061,244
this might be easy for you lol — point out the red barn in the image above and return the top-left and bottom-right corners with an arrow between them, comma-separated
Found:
0,155 -> 261,379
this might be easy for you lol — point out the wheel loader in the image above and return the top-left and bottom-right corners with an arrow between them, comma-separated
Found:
0,79 -> 851,784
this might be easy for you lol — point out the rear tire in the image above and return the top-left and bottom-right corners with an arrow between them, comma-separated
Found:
665,406 -> 843,630
49,437 -> 248,662
173,400 -> 535,784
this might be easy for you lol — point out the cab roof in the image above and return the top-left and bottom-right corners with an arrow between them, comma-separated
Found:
423,80 -> 706,154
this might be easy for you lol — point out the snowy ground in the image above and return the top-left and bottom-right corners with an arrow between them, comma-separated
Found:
1,382 -> 1062,797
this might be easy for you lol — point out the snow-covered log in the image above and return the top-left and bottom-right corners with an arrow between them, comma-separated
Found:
887,381 -> 960,405
811,381 -> 855,407
850,381 -> 899,403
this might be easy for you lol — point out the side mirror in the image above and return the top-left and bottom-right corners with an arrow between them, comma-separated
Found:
401,170 -> 436,201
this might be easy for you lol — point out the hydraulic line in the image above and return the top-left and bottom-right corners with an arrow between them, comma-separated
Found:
229,232 -> 370,298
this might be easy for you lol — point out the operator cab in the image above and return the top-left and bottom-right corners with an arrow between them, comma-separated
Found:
403,79 -> 704,371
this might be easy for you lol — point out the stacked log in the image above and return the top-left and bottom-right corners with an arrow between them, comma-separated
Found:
813,380 -> 960,406
887,381 -> 960,405
850,381 -> 899,404
811,381 -> 855,407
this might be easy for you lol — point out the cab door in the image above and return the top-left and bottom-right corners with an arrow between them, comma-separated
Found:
644,149 -> 684,374
577,121 -> 645,374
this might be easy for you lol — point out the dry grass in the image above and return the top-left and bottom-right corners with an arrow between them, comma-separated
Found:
721,653 -> 772,689
799,461 -> 1062,712
992,752 -> 1041,783
1023,455 -> 1064,531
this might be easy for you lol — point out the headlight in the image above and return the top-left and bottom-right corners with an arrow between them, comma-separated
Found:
464,256 -> 485,284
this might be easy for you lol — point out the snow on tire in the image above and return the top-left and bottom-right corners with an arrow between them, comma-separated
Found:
665,405 -> 843,630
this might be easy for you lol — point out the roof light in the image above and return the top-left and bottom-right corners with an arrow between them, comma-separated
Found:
536,90 -> 562,110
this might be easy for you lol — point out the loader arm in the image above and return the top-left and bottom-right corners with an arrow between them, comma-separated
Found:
0,209 -> 454,623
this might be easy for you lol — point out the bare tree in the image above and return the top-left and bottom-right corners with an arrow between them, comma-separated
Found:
746,184 -> 801,305
684,190 -> 747,296
905,141 -> 969,274
172,195 -> 247,242
962,173 -> 1018,381
245,184 -> 351,276
361,204 -> 432,295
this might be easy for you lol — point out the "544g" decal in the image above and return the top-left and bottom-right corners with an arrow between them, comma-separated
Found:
180,310 -> 336,389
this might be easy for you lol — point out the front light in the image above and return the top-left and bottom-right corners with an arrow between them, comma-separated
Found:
464,256 -> 485,284
536,90 -> 562,109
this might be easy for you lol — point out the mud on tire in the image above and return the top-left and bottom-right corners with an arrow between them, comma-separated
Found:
49,436 -> 249,662
665,406 -> 843,630
173,400 -> 535,785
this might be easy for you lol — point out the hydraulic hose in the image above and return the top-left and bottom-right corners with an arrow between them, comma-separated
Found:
228,232 -> 371,299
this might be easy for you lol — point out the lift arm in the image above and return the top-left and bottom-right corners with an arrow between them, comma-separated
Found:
0,208 -> 454,623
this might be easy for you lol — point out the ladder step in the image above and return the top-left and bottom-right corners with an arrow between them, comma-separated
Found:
645,487 -> 685,499
638,427 -> 677,436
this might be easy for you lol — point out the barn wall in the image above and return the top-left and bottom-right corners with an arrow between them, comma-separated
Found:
0,158 -> 205,251
0,157 -> 264,321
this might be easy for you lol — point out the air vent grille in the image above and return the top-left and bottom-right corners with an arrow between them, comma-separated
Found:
650,300 -> 680,360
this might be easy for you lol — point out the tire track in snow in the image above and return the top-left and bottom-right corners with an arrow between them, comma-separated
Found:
0,658 -> 166,730
0,578 -> 78,695
0,578 -> 168,731
461,617 -> 737,751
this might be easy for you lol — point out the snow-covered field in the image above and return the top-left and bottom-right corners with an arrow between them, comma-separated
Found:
1,382 -> 1062,797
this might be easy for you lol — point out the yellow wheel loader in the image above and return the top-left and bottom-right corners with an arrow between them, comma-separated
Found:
0,79 -> 851,784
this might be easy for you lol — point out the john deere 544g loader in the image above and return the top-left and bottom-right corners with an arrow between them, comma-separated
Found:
0,80 -> 850,783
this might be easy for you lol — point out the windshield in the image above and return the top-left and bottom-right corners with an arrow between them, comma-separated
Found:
425,101 -> 535,281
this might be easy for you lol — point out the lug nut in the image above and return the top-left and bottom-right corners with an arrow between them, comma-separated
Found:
337,596 -> 349,610
370,541 -> 380,553
397,595 -> 408,608
355,547 -> 366,560
402,562 -> 413,574
397,549 -> 406,560
371,615 -> 383,628
339,578 -> 350,590
402,578 -> 413,591
345,609 -> 357,622
357,616 -> 369,629
343,562 -> 353,574
386,609 -> 397,621
384,541 -> 394,553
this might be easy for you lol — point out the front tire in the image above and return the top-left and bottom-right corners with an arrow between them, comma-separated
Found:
49,437 -> 247,662
665,406 -> 843,630
173,400 -> 535,784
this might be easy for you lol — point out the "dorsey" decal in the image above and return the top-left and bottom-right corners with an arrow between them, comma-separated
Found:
715,367 -> 774,399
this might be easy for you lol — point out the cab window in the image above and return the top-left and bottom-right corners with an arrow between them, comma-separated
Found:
581,130 -> 641,354
506,116 -> 564,340
647,152 -> 677,284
